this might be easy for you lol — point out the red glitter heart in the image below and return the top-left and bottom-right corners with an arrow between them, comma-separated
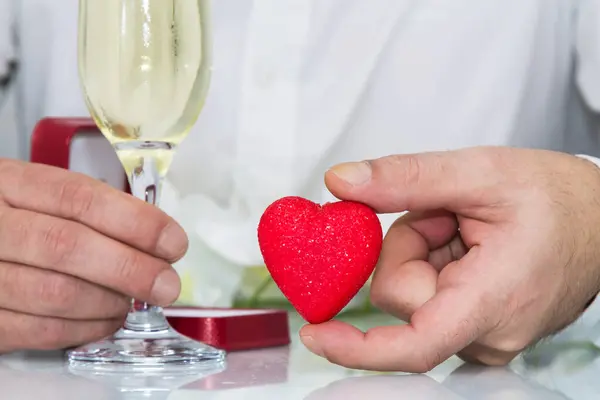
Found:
258,196 -> 383,324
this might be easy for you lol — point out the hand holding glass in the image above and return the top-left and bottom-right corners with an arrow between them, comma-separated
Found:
68,0 -> 225,370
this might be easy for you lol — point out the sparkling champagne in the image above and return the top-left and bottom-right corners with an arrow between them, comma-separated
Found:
78,0 -> 211,175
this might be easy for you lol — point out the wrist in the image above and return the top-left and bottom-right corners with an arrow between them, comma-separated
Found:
575,155 -> 600,311
578,155 -> 600,313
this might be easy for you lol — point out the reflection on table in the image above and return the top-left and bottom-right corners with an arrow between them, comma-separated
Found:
0,313 -> 599,399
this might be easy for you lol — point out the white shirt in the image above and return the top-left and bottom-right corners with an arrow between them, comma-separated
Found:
4,0 -> 600,307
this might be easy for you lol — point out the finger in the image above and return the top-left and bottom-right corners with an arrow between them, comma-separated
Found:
0,208 -> 181,306
428,234 -> 468,271
370,211 -> 456,319
301,250 -> 496,372
0,160 -> 187,261
0,261 -> 129,320
457,343 -> 519,367
324,148 -> 505,213
0,309 -> 122,353
371,260 -> 437,321
394,210 -> 459,251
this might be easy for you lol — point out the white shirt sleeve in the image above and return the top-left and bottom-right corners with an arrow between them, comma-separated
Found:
576,0 -> 600,113
576,154 -> 600,167
0,0 -> 16,98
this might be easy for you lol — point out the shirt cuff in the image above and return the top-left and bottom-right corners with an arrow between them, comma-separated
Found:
576,154 -> 600,168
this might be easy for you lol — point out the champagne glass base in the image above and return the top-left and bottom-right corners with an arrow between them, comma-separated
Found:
67,326 -> 226,373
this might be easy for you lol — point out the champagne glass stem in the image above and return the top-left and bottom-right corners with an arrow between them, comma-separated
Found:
123,145 -> 170,332
68,144 -> 226,367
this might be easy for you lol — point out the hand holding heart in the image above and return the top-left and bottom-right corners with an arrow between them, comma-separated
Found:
264,147 -> 600,372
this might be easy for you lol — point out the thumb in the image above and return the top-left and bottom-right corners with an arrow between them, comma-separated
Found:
325,148 -> 502,213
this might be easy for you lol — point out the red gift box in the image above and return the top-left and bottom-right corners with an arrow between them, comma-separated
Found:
165,307 -> 291,352
31,118 -> 128,190
30,117 -> 291,352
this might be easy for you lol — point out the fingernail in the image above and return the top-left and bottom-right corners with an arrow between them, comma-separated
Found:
329,162 -> 372,186
157,222 -> 189,259
151,269 -> 181,305
300,334 -> 325,357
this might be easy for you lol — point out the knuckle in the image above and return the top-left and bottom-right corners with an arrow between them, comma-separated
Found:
369,284 -> 401,317
369,286 -> 386,310
481,355 -> 513,367
368,275 -> 386,306
41,222 -> 79,267
38,274 -> 79,315
464,146 -> 508,172
113,250 -> 140,281
475,147 -> 504,170
476,149 -> 528,193
375,154 -> 424,188
420,351 -> 443,373
58,179 -> 96,220
461,349 -> 516,367
112,251 -> 155,297
399,155 -> 424,189
369,274 -> 417,321
491,336 -> 530,354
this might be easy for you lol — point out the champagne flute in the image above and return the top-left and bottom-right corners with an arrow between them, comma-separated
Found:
68,0 -> 225,370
